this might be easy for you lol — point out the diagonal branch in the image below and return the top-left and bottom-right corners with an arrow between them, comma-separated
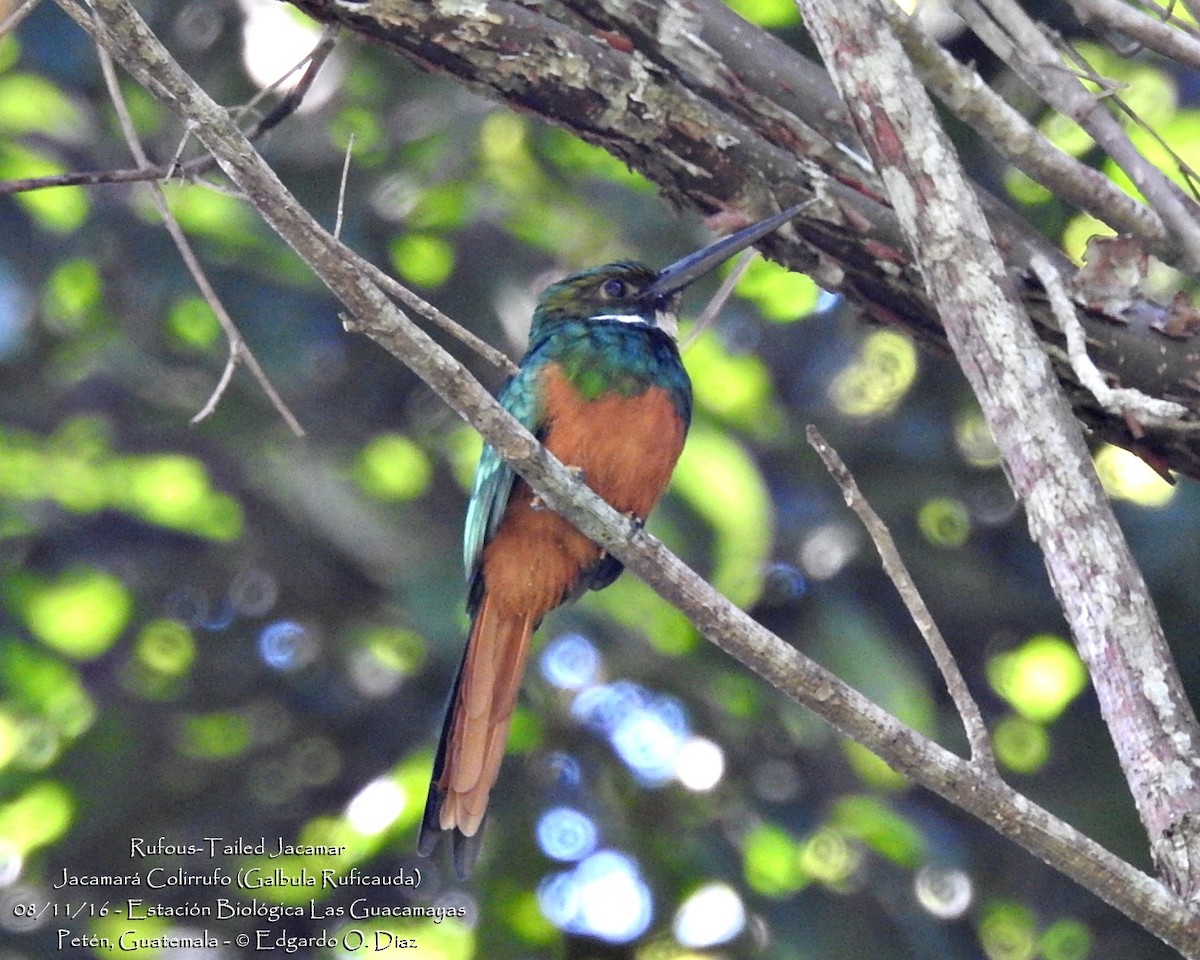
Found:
61,0 -> 1200,951
806,426 -> 997,775
796,0 -> 1200,907
956,0 -> 1200,269
284,0 -> 1200,489
90,11 -> 305,437
878,3 -> 1172,260
0,26 -> 337,198
1066,0 -> 1200,70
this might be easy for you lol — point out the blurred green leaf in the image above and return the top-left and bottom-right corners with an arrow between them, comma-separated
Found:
0,34 -> 19,72
153,182 -> 257,246
1005,167 -> 1054,207
179,711 -> 253,759
543,129 -> 653,191
588,575 -> 696,655
918,496 -> 971,548
724,0 -> 800,28
830,794 -> 925,867
685,331 -> 782,435
0,780 -> 74,853
710,670 -> 762,719
0,143 -> 89,231
0,420 -> 242,540
1094,443 -> 1175,507
355,433 -> 434,501
389,233 -> 455,288
42,258 -> 104,331
135,619 -> 196,678
0,643 -> 94,741
829,330 -> 918,418
1038,110 -> 1096,160
987,634 -> 1088,723
799,825 -> 862,888
21,567 -> 132,661
330,105 -> 386,163
0,73 -> 82,136
992,715 -> 1051,775
671,422 -> 772,606
122,454 -> 244,540
407,180 -> 471,230
1040,918 -> 1092,960
742,822 -> 807,896
167,295 -> 221,351
978,900 -> 1037,960
842,741 -> 909,791
733,254 -> 819,321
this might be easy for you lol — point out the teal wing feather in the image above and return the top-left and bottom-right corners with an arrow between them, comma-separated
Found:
462,363 -> 545,611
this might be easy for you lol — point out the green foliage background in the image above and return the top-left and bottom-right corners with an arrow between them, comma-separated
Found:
2,2 -> 1200,958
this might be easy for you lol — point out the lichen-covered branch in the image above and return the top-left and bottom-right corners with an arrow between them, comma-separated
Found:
287,0 -> 1200,486
796,0 -> 1200,915
59,0 -> 1200,949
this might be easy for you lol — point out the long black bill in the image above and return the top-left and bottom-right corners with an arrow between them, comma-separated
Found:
644,200 -> 811,300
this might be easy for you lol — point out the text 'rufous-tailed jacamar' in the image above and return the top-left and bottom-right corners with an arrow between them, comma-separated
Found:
418,203 -> 808,877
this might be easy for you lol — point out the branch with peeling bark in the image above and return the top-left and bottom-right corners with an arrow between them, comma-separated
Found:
953,0 -> 1200,268
798,0 -> 1200,918
56,0 -> 1200,952
287,0 -> 1200,486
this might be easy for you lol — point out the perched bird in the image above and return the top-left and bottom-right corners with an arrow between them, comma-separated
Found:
418,203 -> 809,877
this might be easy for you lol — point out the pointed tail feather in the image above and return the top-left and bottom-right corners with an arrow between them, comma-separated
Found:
417,592 -> 534,877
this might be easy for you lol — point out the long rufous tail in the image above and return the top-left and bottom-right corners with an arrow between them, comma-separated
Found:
418,591 -> 534,877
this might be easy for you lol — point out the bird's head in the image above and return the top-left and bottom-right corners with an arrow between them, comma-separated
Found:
529,201 -> 810,345
532,261 -> 675,341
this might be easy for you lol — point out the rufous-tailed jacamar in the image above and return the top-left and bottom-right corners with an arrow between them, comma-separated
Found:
419,203 -> 808,877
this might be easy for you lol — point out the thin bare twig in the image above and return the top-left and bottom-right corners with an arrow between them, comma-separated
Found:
190,342 -> 241,427
334,132 -> 355,241
1059,37 -> 1200,201
13,9 -> 512,378
955,0 -> 1200,273
679,248 -> 755,352
0,166 -> 181,194
1068,0 -> 1200,71
1030,253 -> 1188,426
92,12 -> 305,436
882,3 -> 1172,263
0,22 -> 338,197
0,0 -> 41,37
806,426 -> 998,773
361,252 -> 519,377
234,24 -> 339,137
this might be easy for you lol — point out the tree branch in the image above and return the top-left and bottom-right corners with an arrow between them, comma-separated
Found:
61,0 -> 1200,950
90,10 -> 305,437
955,0 -> 1200,269
796,0 -> 1200,906
806,426 -> 997,774
0,27 -> 337,198
879,3 -> 1172,260
1068,0 -> 1200,73
286,0 -> 1200,489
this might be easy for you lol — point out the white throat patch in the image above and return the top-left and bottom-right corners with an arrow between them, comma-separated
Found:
588,311 -> 679,340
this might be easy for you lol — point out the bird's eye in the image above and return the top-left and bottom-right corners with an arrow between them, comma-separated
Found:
601,278 -> 628,299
